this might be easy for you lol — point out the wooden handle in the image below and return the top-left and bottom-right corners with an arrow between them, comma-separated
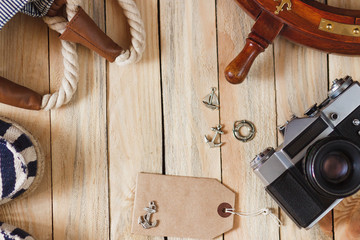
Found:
225,38 -> 264,84
0,76 -> 42,110
224,11 -> 284,84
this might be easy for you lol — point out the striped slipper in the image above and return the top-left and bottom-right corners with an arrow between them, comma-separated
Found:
0,117 -> 44,205
0,222 -> 35,240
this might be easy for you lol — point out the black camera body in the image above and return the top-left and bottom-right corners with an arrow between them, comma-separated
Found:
251,76 -> 360,229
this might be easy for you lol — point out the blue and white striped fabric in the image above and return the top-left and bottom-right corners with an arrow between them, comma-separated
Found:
0,0 -> 54,30
0,119 -> 38,205
0,222 -> 35,240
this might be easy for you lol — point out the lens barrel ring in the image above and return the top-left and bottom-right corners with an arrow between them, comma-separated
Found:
304,137 -> 360,198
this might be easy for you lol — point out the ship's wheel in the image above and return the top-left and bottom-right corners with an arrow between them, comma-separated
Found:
225,0 -> 360,84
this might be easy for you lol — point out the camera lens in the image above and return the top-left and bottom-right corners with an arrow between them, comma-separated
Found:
321,152 -> 351,183
304,137 -> 360,198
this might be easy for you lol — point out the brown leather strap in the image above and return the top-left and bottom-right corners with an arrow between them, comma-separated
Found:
47,0 -> 67,17
0,77 -> 42,110
59,7 -> 123,62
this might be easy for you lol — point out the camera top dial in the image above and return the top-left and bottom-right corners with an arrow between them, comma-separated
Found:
251,147 -> 275,170
329,76 -> 353,99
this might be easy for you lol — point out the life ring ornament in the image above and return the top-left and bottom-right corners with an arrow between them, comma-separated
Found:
232,120 -> 256,143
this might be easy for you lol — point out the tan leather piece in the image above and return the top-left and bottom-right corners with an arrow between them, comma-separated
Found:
46,0 -> 67,17
0,77 -> 42,110
59,7 -> 123,62
132,173 -> 235,239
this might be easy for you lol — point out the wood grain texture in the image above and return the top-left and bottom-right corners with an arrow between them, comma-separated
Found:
160,0 -> 220,180
106,0 -> 163,239
160,0 -> 221,239
0,14 -> 52,240
50,1 -> 109,239
333,192 -> 360,240
1,1 -> 360,239
217,0 -> 279,239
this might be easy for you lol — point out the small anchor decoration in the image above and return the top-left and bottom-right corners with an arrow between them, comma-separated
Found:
274,0 -> 292,15
138,201 -> 158,229
204,124 -> 224,148
202,87 -> 219,110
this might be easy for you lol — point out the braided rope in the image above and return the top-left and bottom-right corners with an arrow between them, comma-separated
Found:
41,0 -> 146,110
115,0 -> 146,66
42,4 -> 78,111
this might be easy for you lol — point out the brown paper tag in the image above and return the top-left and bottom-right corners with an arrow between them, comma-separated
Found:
131,173 -> 235,239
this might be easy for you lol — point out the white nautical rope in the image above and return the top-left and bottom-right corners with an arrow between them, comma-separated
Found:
114,0 -> 146,66
42,3 -> 78,111
225,208 -> 282,226
41,0 -> 145,110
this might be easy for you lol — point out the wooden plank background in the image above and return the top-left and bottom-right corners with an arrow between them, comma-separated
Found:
0,0 -> 358,239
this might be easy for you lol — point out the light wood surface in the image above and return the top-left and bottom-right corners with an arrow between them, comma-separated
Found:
106,0 -> 163,240
217,0 -> 279,239
0,0 -> 358,239
160,1 -> 220,240
50,1 -> 109,239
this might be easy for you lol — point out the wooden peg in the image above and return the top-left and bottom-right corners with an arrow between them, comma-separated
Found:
225,11 -> 284,84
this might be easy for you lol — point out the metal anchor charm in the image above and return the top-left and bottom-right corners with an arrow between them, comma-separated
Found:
274,0 -> 292,15
138,201 -> 158,229
202,87 -> 219,110
204,124 -> 224,148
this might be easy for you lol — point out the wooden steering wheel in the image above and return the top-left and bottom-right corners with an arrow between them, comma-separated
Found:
225,0 -> 360,84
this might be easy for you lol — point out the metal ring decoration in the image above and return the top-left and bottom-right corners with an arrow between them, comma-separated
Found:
225,0 -> 360,85
232,120 -> 256,142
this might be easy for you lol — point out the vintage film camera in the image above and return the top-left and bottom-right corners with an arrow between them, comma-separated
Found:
251,76 -> 360,229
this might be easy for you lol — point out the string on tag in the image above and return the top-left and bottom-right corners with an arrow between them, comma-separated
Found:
225,208 -> 282,226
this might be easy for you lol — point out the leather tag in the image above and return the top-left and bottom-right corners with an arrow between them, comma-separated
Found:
132,173 -> 235,239
0,76 -> 42,110
59,7 -> 123,62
